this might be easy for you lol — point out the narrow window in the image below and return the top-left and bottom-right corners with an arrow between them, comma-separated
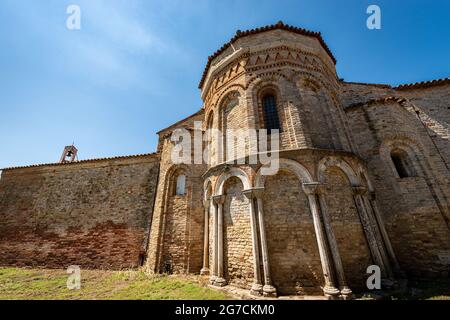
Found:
390,149 -> 414,178
262,94 -> 281,132
175,175 -> 186,195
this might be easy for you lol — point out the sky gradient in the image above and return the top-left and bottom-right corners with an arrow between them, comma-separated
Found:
1,0 -> 449,168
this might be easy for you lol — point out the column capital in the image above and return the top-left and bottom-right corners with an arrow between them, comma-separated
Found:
212,195 -> 226,205
243,187 -> 265,199
352,186 -> 368,196
203,196 -> 212,206
302,182 -> 323,196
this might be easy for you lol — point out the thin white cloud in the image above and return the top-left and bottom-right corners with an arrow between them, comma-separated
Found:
78,0 -> 168,54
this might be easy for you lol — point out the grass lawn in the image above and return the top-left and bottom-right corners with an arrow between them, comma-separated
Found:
0,267 -> 230,300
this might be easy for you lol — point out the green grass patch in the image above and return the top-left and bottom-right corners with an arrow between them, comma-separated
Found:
0,267 -> 229,300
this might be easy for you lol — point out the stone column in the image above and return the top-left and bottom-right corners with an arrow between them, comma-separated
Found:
212,195 -> 227,287
201,197 -> 211,276
254,188 -> 277,297
243,189 -> 263,296
317,187 -> 353,299
352,186 -> 388,276
362,194 -> 394,279
209,199 -> 218,285
302,182 -> 340,299
368,192 -> 402,275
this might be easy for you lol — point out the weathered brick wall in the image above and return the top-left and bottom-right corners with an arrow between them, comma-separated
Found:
0,155 -> 160,269
263,170 -> 323,295
345,96 -> 450,278
323,167 -> 373,290
223,177 -> 253,289
147,112 -> 206,274
161,194 -> 188,273
399,85 -> 450,169
202,28 -> 352,165
339,82 -> 395,107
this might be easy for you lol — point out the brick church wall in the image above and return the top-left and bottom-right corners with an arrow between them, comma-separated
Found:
322,167 -> 373,290
0,155 -> 159,269
399,85 -> 450,169
223,177 -> 254,289
263,170 -> 324,295
345,94 -> 450,278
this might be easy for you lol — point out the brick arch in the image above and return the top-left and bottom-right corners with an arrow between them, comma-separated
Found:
357,165 -> 375,193
163,164 -> 192,198
252,82 -> 284,131
214,167 -> 251,196
211,84 -> 246,110
245,72 -> 289,91
203,177 -> 214,202
255,158 -> 313,188
317,156 -> 360,187
157,164 -> 192,274
319,161 -> 373,290
292,71 -> 338,93
258,159 -> 323,295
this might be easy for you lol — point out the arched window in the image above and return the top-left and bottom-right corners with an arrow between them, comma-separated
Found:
262,94 -> 281,132
390,149 -> 415,178
175,174 -> 186,195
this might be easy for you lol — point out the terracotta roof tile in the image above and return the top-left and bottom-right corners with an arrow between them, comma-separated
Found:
395,78 -> 450,90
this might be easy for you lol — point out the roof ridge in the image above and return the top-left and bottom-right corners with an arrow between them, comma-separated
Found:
2,153 -> 159,171
345,95 -> 407,111
395,77 -> 450,90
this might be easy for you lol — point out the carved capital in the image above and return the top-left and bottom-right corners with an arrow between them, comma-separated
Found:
243,187 -> 265,200
203,196 -> 212,206
212,195 -> 226,205
352,186 -> 368,196
252,187 -> 265,199
302,182 -> 322,196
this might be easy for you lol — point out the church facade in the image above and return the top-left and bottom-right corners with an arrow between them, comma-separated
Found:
1,23 -> 449,299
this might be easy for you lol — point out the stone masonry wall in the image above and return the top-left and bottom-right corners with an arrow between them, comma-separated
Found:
0,155 -> 160,269
263,170 -> 324,295
345,96 -> 450,278
147,111 -> 206,274
323,167 -> 373,290
223,177 -> 254,289
399,85 -> 450,169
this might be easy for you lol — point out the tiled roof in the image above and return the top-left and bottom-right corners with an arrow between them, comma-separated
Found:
2,153 -> 159,171
199,21 -> 336,89
395,78 -> 450,90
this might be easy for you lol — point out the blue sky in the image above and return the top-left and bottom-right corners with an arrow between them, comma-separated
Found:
0,0 -> 449,168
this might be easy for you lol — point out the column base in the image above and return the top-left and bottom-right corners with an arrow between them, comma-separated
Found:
200,268 -> 210,276
323,285 -> 340,299
339,287 -> 353,300
263,285 -> 277,297
213,277 -> 227,287
209,276 -> 217,285
250,283 -> 263,296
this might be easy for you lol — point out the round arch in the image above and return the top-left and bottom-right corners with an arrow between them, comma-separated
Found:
255,158 -> 313,188
317,156 -> 360,187
214,167 -> 251,196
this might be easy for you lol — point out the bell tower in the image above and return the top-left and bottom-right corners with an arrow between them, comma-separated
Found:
60,145 -> 78,163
